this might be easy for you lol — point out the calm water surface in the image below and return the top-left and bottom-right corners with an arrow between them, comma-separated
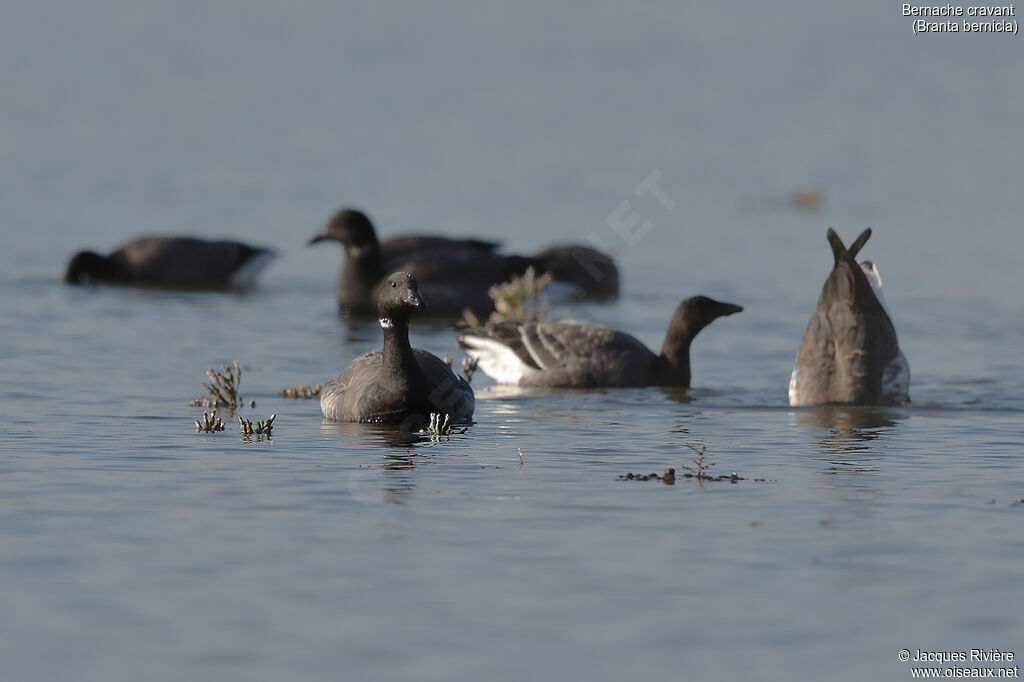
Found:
2,2 -> 1022,680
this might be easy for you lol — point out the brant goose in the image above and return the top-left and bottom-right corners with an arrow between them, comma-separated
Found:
457,296 -> 742,388
64,236 -> 275,291
788,228 -> 909,406
309,208 -> 619,316
320,272 -> 475,425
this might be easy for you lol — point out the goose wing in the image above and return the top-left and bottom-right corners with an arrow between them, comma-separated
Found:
412,349 -> 475,421
116,237 -> 272,287
459,321 -> 655,388
320,351 -> 383,421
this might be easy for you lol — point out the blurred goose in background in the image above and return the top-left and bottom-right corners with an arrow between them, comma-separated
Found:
320,272 -> 474,425
530,244 -> 619,299
789,228 -> 909,406
309,208 -> 619,317
457,295 -> 742,388
64,236 -> 275,291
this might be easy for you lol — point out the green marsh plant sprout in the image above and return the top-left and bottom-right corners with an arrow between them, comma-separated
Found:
190,362 -> 243,408
239,413 -> 276,438
195,410 -> 226,433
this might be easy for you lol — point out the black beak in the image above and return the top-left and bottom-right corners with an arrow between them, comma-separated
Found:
406,288 -> 427,310
717,302 -> 743,317
308,234 -> 327,246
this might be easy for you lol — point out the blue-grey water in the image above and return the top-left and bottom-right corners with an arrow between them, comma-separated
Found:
2,2 -> 1023,680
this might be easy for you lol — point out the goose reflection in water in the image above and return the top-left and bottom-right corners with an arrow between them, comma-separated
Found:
793,405 -> 907,475
319,421 -> 461,505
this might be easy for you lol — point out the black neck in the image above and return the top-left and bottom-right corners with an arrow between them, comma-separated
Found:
654,328 -> 693,387
339,246 -> 385,312
380,317 -> 419,378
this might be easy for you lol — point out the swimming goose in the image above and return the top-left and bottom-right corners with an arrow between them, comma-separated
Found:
309,208 -> 619,316
788,228 -> 909,406
457,296 -> 742,388
64,236 -> 275,290
320,272 -> 475,425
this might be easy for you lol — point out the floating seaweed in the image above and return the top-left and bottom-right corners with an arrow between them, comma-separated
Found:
618,468 -> 677,484
617,468 -> 747,484
278,384 -> 322,399
617,443 -> 764,484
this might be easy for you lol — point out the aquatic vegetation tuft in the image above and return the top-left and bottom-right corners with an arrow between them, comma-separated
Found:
279,384 -> 322,399
239,413 -> 276,436
681,443 -> 716,481
488,266 -> 552,323
421,412 -> 468,438
425,412 -> 452,436
618,444 -> 758,485
461,356 -> 479,383
195,410 -> 226,433
459,266 -> 552,327
190,362 -> 243,408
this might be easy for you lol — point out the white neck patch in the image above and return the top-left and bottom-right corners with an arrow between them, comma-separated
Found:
379,318 -> 394,329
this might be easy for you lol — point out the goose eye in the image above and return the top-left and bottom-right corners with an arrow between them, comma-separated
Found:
391,281 -> 397,288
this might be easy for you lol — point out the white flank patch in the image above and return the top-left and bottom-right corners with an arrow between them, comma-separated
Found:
379,318 -> 394,329
228,251 -> 275,290
460,336 -> 538,385
788,365 -> 801,406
